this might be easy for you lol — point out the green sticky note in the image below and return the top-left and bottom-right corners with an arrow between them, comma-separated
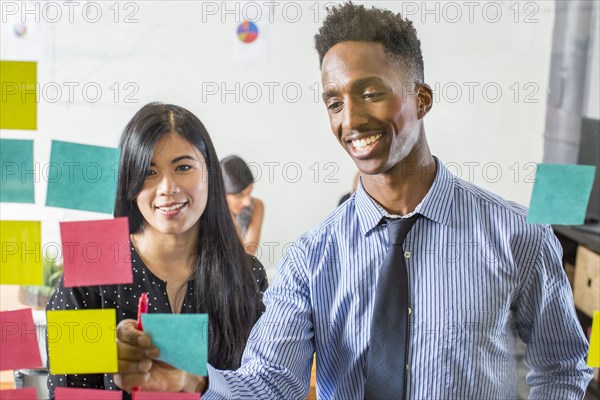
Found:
142,314 -> 208,376
0,61 -> 37,130
45,140 -> 121,214
527,164 -> 596,225
0,220 -> 42,285
1,139 -> 34,203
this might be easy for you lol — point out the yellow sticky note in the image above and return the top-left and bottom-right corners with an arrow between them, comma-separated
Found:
588,311 -> 600,367
46,309 -> 118,374
0,61 -> 37,130
0,220 -> 42,285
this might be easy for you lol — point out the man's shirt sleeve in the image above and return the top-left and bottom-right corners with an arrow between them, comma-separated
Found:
515,225 -> 593,399
203,243 -> 315,400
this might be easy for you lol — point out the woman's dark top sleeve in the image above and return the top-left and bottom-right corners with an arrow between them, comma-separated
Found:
250,255 -> 269,293
248,255 -> 268,319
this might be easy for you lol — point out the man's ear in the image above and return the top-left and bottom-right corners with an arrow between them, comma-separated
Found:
417,83 -> 433,119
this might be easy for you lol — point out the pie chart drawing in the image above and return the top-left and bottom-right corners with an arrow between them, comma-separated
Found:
237,20 -> 259,43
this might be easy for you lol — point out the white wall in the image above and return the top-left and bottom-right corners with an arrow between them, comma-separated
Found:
1,1 -> 559,276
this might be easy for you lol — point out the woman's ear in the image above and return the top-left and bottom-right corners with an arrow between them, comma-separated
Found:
417,83 -> 433,119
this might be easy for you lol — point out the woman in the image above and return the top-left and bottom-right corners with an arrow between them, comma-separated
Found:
46,103 -> 268,398
220,155 -> 264,256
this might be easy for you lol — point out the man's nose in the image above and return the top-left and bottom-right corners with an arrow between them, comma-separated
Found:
341,100 -> 368,132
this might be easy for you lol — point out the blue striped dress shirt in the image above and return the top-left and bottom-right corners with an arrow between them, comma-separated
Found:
204,159 -> 593,399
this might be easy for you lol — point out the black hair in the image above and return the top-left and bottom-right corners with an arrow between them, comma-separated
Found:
115,102 -> 259,369
315,2 -> 425,82
220,155 -> 254,195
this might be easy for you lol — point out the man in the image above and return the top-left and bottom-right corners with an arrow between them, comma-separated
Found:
116,3 -> 592,399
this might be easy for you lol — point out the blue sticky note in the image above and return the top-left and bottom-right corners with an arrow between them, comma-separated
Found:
1,139 -> 34,203
45,140 -> 121,214
142,314 -> 208,376
527,164 -> 596,225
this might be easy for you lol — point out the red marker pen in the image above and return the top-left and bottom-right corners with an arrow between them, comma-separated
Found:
137,292 -> 148,330
133,292 -> 149,397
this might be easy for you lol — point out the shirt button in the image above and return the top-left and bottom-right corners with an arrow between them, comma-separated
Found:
404,250 -> 412,258
406,364 -> 409,371
408,307 -> 412,315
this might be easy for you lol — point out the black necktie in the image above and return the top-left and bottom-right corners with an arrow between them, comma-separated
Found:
364,214 -> 421,400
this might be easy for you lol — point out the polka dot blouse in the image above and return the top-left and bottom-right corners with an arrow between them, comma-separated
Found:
45,247 -> 268,400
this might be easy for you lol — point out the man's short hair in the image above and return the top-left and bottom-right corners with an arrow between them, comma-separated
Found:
315,2 -> 425,83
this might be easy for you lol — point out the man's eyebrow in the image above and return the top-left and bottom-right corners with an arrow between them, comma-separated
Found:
322,86 -> 339,101
322,76 -> 388,101
351,76 -> 387,89
149,155 -> 197,166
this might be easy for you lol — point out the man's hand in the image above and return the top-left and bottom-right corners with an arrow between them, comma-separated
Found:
113,319 -> 207,393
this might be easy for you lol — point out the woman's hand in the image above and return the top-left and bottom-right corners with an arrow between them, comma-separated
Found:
113,319 -> 207,393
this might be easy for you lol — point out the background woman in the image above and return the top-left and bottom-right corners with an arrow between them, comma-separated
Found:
220,155 -> 265,256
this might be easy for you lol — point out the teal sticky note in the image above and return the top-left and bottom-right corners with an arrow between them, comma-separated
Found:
1,139 -> 34,203
142,314 -> 208,376
45,140 -> 120,214
527,164 -> 596,225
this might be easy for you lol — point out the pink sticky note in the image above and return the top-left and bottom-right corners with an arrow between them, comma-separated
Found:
0,388 -> 37,399
55,387 -> 122,400
0,309 -> 43,371
133,391 -> 200,400
60,217 -> 133,287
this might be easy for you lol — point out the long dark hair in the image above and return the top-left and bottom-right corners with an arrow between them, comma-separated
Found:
220,155 -> 255,194
115,102 -> 259,369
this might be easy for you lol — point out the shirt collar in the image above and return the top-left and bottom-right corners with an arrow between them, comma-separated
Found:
354,157 -> 454,236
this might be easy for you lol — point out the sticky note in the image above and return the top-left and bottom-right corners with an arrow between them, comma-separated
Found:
527,164 -> 596,225
142,314 -> 208,376
0,309 -> 43,371
0,139 -> 34,203
46,309 -> 118,374
59,217 -> 132,287
45,140 -> 121,214
55,387 -> 122,400
0,388 -> 37,400
132,391 -> 200,400
0,220 -> 42,285
0,61 -> 37,130
588,310 -> 600,367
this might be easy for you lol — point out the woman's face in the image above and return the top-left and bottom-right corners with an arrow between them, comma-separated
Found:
135,133 -> 209,237
226,184 -> 253,215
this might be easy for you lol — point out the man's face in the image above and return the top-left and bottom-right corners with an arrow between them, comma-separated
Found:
321,41 -> 429,176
